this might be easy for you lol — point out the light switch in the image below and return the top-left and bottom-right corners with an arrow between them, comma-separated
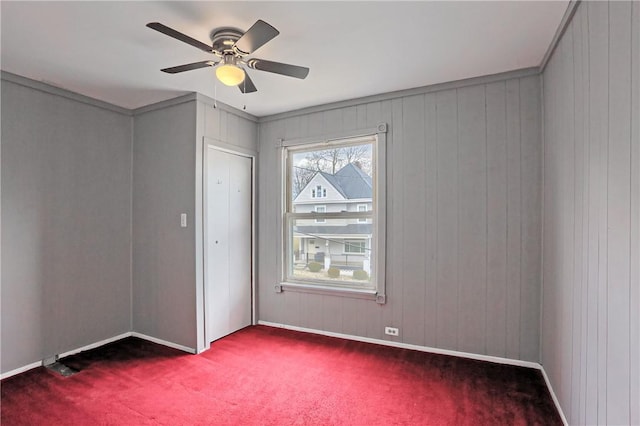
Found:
180,213 -> 187,228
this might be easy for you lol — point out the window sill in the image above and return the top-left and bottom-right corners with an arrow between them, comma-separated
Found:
276,282 -> 385,303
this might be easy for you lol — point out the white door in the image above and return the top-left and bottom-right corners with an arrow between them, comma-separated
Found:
206,147 -> 252,343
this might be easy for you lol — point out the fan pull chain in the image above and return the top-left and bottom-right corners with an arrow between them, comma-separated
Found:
213,81 -> 218,109
242,78 -> 247,111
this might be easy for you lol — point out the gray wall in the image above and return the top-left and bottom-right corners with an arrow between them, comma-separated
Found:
132,96 -> 257,351
132,99 -> 199,350
201,98 -> 259,153
541,1 -> 640,425
1,75 -> 133,373
258,72 -> 542,362
1,75 -> 258,373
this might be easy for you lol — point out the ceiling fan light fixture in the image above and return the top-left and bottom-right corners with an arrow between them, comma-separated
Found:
149,20 -> 309,94
216,63 -> 245,86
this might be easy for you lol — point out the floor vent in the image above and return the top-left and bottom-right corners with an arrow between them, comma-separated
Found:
46,362 -> 78,377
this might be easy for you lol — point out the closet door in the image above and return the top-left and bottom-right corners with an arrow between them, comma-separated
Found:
206,147 -> 252,343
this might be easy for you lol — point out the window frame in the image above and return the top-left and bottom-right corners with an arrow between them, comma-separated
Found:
313,185 -> 327,199
277,125 -> 387,304
343,239 -> 366,254
314,205 -> 327,223
357,204 -> 368,223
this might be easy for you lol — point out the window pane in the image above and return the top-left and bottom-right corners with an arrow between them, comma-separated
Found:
345,240 -> 366,253
288,217 -> 373,288
315,206 -> 326,223
289,143 -> 373,207
357,204 -> 368,223
285,138 -> 379,293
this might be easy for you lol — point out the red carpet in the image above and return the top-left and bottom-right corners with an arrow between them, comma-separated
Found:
1,326 -> 561,425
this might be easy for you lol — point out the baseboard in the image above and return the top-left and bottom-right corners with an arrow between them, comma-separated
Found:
258,321 -> 541,369
57,332 -> 133,359
259,321 -> 569,424
539,365 -> 569,426
131,332 -> 196,354
1,332 -> 196,380
1,332 -> 133,380
0,361 -> 43,380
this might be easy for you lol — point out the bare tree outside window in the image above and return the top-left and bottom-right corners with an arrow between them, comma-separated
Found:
292,164 -> 316,198
291,144 -> 372,198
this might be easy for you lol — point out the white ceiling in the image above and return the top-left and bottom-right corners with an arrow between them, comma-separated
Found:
0,1 -> 568,117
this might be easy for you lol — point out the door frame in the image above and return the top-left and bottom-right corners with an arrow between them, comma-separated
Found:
201,138 -> 257,351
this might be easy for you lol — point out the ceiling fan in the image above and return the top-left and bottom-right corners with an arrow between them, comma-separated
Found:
147,20 -> 309,93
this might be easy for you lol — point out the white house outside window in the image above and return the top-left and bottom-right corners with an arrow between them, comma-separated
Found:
280,129 -> 387,303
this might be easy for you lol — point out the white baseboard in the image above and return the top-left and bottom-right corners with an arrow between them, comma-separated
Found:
131,332 -> 196,354
0,333 -> 134,380
258,321 -> 540,369
259,321 -> 569,424
539,365 -> 569,426
0,361 -> 43,380
1,332 -> 196,380
57,332 -> 133,359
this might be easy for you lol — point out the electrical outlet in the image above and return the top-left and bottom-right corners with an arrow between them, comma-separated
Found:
385,326 -> 399,336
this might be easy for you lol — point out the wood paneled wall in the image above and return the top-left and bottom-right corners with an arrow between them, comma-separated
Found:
1,75 -> 133,374
133,96 -> 257,352
541,1 -> 640,424
258,73 -> 542,362
133,101 -> 199,350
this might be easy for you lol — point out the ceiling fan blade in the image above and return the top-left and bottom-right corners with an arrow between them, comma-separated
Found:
246,58 -> 309,79
233,20 -> 279,55
147,22 -> 213,53
238,71 -> 257,93
161,60 -> 217,74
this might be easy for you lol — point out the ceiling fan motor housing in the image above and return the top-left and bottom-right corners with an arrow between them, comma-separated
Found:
209,28 -> 244,56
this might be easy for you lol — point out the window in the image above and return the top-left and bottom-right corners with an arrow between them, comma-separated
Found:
315,205 -> 326,223
357,204 -> 368,223
281,129 -> 387,303
344,240 -> 366,254
312,185 -> 326,198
